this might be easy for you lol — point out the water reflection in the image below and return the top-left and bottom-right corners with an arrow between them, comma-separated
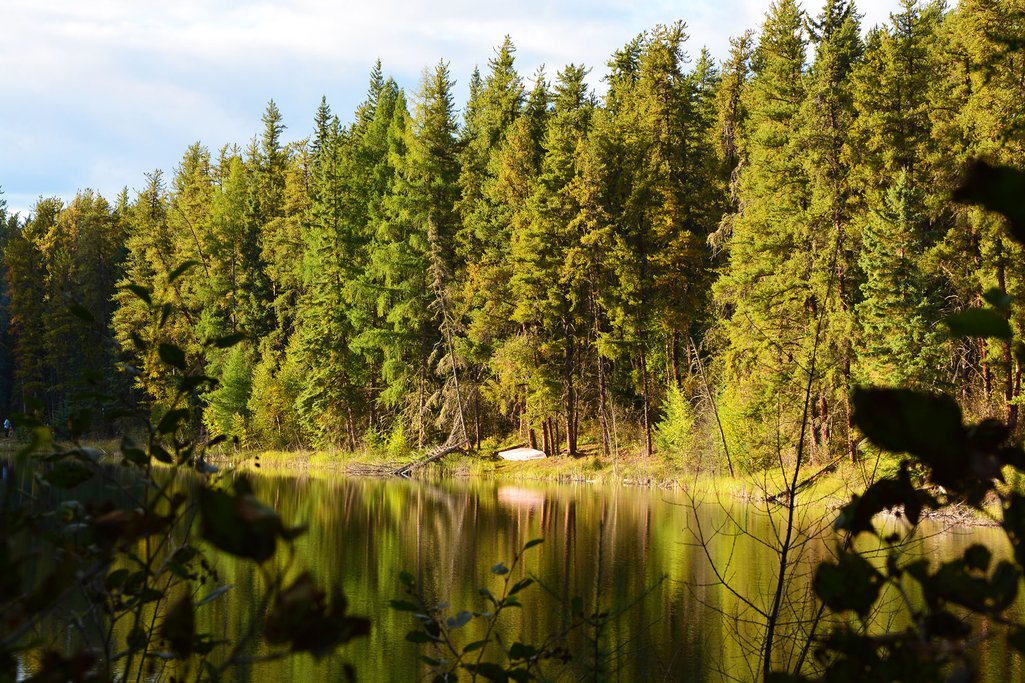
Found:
192,474 -> 1021,682
19,467 -> 1022,680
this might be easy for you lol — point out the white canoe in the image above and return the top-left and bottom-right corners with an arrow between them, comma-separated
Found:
498,447 -> 547,461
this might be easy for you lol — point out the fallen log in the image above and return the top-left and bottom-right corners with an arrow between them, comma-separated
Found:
392,443 -> 466,478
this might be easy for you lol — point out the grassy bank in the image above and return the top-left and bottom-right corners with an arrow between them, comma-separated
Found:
207,442 -> 914,513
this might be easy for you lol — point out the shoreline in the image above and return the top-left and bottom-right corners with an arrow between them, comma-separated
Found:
209,447 -> 1006,528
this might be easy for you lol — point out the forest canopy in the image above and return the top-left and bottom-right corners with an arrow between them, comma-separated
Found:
1,0 -> 1022,473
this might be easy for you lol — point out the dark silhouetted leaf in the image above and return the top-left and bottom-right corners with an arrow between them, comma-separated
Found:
406,631 -> 434,643
44,462 -> 93,489
125,284 -> 152,306
157,409 -> 190,435
199,481 -> 281,562
508,642 -> 538,660
813,552 -> 882,617
464,662 -> 508,681
208,333 -> 247,349
463,640 -> 488,653
509,578 -> 533,595
490,562 -> 509,575
389,600 -> 420,612
945,308 -> 1011,340
158,344 -> 187,370
160,593 -> 194,658
954,160 -> 1025,244
963,545 -> 992,572
924,610 -> 971,639
168,260 -> 199,284
852,388 -> 967,488
67,303 -> 96,324
983,287 -> 1012,312
1009,627 -> 1025,653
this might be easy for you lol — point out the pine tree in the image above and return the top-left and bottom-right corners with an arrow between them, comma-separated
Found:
857,172 -> 945,389
511,64 -> 593,456
367,62 -> 461,446
800,0 -> 864,459
850,0 -> 950,403
713,0 -> 814,468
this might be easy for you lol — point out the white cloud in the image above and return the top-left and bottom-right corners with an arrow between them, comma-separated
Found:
0,0 -> 919,216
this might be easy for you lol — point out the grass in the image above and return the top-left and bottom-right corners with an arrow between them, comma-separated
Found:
202,439 -> 918,511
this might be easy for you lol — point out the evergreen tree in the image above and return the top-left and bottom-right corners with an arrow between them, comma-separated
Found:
857,172 -> 946,388
511,64 -> 593,456
800,0 -> 864,458
368,62 -> 461,446
713,0 -> 815,468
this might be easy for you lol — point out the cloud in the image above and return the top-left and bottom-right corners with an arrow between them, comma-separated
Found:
0,0 -> 919,217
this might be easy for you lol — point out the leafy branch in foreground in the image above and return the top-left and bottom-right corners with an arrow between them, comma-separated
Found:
0,265 -> 368,682
391,538 -> 571,682
392,535 -> 660,682
775,162 -> 1025,682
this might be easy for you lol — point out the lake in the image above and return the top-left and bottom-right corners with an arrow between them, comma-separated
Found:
178,471 -> 1022,681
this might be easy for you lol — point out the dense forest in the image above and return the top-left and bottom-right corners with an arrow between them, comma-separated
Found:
0,0 -> 1022,472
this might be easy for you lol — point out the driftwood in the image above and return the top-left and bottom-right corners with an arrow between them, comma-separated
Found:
392,443 -> 466,478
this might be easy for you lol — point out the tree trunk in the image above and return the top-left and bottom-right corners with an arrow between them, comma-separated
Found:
563,318 -> 577,457
639,346 -> 652,456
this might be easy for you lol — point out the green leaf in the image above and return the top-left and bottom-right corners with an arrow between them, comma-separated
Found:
945,308 -> 1011,340
522,538 -> 543,551
953,160 -> 1025,244
446,610 -> 472,630
390,600 -> 420,612
158,343 -> 187,370
399,571 -> 416,589
196,584 -> 233,607
463,640 -> 488,653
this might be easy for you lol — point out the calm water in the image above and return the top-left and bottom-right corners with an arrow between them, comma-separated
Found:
15,468 -> 1024,681
185,473 -> 1022,682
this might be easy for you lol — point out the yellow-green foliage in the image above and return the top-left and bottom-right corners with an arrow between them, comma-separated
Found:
654,384 -> 696,463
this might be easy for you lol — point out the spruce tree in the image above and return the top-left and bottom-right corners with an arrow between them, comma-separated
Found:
713,0 -> 814,467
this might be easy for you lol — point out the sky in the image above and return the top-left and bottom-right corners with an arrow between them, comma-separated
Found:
2,0 -> 914,218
